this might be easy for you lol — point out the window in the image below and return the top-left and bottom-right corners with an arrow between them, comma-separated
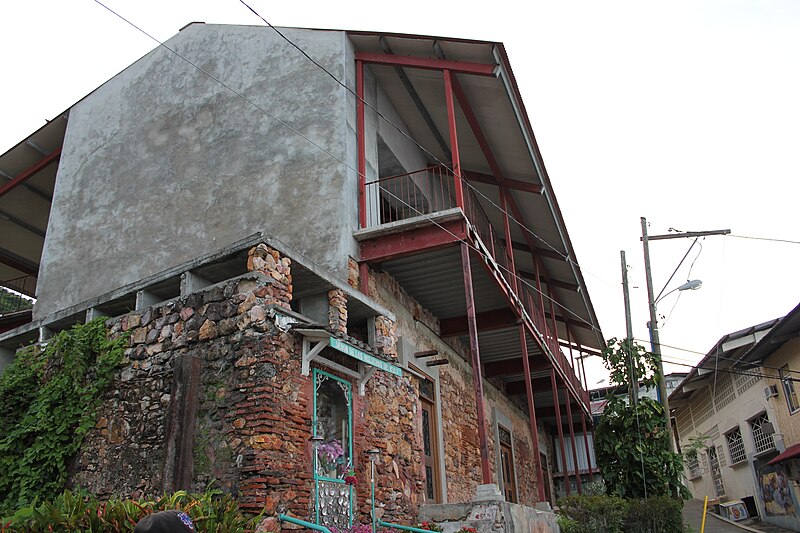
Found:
749,412 -> 775,455
707,445 -> 725,497
725,427 -> 747,465
685,453 -> 701,479
781,365 -> 799,413
312,369 -> 353,528
498,426 -> 517,503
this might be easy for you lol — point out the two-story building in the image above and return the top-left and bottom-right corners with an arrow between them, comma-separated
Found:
0,24 -> 604,527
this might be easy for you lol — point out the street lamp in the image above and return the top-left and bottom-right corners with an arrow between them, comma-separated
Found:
366,448 -> 380,533
641,217 -> 730,450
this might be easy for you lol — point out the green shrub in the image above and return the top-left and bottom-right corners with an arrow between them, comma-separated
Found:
557,494 -> 628,533
625,496 -> 684,533
557,494 -> 688,533
1,487 -> 264,532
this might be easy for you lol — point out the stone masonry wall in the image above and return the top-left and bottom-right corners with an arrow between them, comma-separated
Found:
69,243 -> 426,524
364,268 -> 552,507
71,245 -> 314,517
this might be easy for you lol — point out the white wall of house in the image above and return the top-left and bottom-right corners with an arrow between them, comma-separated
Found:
675,369 -> 784,505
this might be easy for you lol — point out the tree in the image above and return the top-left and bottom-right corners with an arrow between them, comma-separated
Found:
594,338 -> 689,499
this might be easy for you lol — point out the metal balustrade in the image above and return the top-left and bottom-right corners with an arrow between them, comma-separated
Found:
364,165 -> 588,406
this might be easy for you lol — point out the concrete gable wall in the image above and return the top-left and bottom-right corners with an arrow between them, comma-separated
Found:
36,25 -> 358,319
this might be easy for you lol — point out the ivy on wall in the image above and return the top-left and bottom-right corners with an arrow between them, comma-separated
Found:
0,318 -> 128,514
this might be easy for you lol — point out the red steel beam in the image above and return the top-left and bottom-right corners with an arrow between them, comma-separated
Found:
485,358 -> 550,379
439,307 -> 518,337
450,74 -> 582,393
355,52 -> 496,77
520,325 -> 546,501
359,219 -> 466,263
462,170 -> 542,194
461,242 -> 492,484
443,70 -> 464,209
551,368 -> 570,496
565,395 -> 583,494
581,412 -> 594,482
0,147 -> 61,199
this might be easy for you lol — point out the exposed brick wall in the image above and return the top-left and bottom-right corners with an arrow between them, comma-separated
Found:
328,289 -> 348,334
366,267 -> 552,507
72,245 -> 314,518
353,370 -> 424,523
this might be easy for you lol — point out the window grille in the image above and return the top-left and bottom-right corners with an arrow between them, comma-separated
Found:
675,408 -> 693,438
714,374 -> 736,410
691,387 -> 713,425
782,365 -> 799,413
750,413 -> 775,454
736,370 -> 760,395
725,427 -> 747,465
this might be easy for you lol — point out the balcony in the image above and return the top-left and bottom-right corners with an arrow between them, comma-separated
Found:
355,165 -> 589,410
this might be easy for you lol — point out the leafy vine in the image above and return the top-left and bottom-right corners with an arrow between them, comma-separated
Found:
0,318 -> 128,514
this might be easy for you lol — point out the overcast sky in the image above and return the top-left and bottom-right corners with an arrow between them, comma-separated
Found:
2,0 -> 799,385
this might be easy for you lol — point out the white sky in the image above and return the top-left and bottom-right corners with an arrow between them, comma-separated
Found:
2,0 -> 799,386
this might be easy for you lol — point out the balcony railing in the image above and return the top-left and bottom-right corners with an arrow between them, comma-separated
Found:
363,165 -> 587,404
364,165 -> 456,227
1,276 -> 36,315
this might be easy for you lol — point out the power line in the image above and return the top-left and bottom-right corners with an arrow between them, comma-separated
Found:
236,0 -> 618,289
90,0 -> 606,341
728,234 -> 800,245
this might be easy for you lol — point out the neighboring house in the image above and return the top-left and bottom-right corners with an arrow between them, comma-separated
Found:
0,24 -> 604,527
738,302 -> 800,531
670,314 -> 800,531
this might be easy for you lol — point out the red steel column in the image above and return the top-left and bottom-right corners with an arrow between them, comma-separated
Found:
551,369 -> 570,496
581,412 -> 594,482
500,188 -> 517,291
461,243 -> 492,484
565,394 -> 583,494
520,325 -> 545,500
443,69 -> 464,209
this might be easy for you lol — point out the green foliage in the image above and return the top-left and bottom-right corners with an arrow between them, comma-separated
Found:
557,494 -> 689,533
601,337 -> 660,393
557,494 -> 629,533
595,338 -> 689,500
1,487 -> 265,532
0,319 -> 128,514
0,288 -> 32,314
682,433 -> 709,461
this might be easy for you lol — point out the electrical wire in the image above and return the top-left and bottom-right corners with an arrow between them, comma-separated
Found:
92,0 -> 612,344
235,0 -> 618,285
729,234 -> 800,245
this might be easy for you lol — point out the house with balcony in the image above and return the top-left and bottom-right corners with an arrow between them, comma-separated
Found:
0,23 -> 604,527
670,314 -> 800,531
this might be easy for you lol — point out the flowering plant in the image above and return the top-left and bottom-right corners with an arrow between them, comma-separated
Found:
417,522 -> 443,533
343,471 -> 358,486
317,439 -> 344,471
456,528 -> 477,533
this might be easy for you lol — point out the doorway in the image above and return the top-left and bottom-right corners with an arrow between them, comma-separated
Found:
418,373 -> 442,503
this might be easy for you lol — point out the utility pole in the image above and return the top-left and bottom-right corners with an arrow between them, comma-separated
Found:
641,217 -> 730,451
620,250 -> 637,406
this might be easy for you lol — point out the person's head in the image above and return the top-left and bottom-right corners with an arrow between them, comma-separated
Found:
134,510 -> 195,532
